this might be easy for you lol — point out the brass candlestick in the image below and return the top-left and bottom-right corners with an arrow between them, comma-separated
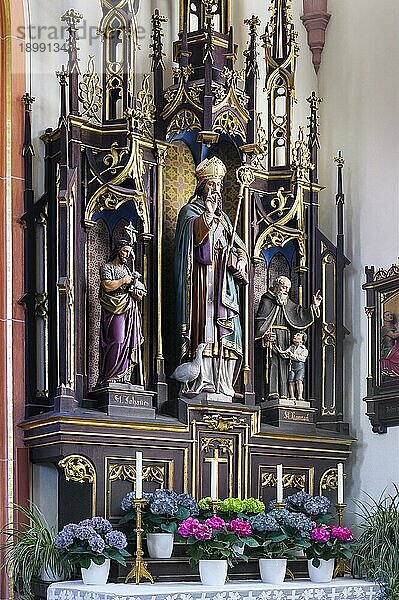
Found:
333,503 -> 351,578
274,501 -> 286,510
125,498 -> 154,584
210,499 -> 220,516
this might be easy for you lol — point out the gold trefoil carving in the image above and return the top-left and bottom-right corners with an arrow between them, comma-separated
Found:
262,472 -> 306,490
319,467 -> 345,493
166,109 -> 201,140
201,437 -> 234,456
214,111 -> 246,139
203,413 -> 246,432
59,455 -> 96,484
108,464 -> 165,484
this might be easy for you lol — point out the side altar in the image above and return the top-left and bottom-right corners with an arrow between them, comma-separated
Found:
21,0 -> 353,583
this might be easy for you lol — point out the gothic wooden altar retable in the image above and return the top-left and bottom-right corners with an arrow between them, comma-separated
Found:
21,0 -> 352,582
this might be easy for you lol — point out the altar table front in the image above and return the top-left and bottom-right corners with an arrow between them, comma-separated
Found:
48,578 -> 381,600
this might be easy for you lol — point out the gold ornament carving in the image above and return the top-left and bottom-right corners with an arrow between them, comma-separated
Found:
79,55 -> 102,123
203,413 -> 246,432
128,75 -> 156,138
102,142 -> 129,175
59,455 -> 96,484
292,126 -> 314,181
166,109 -> 201,140
374,263 -> 399,281
214,111 -> 246,139
319,467 -> 339,493
201,437 -> 233,455
108,464 -> 165,484
262,472 -> 305,490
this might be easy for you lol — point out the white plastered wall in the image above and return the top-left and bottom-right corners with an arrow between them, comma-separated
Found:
317,0 -> 399,508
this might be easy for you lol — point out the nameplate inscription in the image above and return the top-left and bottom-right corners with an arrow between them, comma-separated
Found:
112,394 -> 151,408
283,410 -> 310,423
382,402 -> 399,418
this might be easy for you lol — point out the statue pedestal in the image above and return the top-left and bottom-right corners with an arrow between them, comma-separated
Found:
184,391 -> 233,404
261,399 -> 317,432
87,383 -> 156,419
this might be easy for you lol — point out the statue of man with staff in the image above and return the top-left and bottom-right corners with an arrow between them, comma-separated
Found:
174,157 -> 248,400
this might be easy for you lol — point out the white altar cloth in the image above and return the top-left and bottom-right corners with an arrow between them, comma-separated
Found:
48,578 -> 381,600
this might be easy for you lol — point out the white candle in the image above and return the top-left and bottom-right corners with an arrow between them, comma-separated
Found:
210,458 -> 218,500
135,451 -> 143,499
276,464 -> 283,503
337,463 -> 344,504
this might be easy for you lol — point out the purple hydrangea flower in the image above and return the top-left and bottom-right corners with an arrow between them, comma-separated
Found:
311,526 -> 331,542
204,517 -> 226,531
178,517 -> 201,537
194,524 -> 212,541
228,519 -> 252,537
330,526 -> 353,542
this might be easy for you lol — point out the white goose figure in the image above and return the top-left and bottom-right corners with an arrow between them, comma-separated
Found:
171,343 -> 207,393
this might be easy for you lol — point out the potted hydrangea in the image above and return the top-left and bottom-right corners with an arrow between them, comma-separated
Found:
54,516 -> 130,585
284,491 -> 332,523
199,497 -> 265,520
249,508 -> 313,584
121,489 -> 199,559
177,516 -> 257,585
306,524 -> 355,582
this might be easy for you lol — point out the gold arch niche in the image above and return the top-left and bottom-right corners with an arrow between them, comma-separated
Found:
58,455 -> 97,516
162,140 -> 196,375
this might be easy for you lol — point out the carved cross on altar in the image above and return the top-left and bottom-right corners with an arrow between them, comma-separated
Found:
126,222 -> 138,245
204,448 -> 228,499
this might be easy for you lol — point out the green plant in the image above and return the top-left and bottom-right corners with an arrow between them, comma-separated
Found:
352,488 -> 399,599
1,503 -> 71,600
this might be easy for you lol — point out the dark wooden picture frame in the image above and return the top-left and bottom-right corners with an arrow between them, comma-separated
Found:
363,262 -> 399,433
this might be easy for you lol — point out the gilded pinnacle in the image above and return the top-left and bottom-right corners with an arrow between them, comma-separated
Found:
61,8 -> 84,28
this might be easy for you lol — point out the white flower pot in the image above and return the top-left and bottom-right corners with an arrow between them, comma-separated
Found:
146,532 -> 174,559
40,564 -> 63,582
81,559 -> 110,585
199,559 -> 228,586
259,558 -> 287,584
308,558 -> 335,583
233,543 -> 244,555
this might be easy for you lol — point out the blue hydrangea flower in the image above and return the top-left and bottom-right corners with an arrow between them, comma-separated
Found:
303,495 -> 331,516
88,535 -> 105,553
285,490 -> 312,509
105,530 -> 127,550
177,493 -> 199,516
80,517 -> 113,534
149,489 -> 179,516
248,512 -> 280,533
282,512 -> 313,536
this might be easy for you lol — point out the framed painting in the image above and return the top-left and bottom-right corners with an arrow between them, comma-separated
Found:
363,261 -> 399,433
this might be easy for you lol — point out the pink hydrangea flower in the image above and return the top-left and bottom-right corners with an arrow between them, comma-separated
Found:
228,519 -> 252,537
204,517 -> 226,531
311,526 -> 331,542
330,526 -> 353,542
194,524 -> 213,541
178,517 -> 201,538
